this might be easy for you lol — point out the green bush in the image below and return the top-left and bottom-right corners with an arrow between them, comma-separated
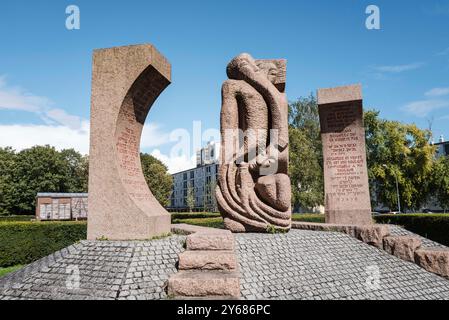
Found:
0,221 -> 87,267
374,214 -> 449,246
292,214 -> 325,223
0,215 -> 34,222
171,212 -> 221,220
172,217 -> 224,229
174,214 -> 326,229
291,213 -> 449,246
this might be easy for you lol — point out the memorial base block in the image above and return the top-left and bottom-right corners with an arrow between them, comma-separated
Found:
318,84 -> 373,226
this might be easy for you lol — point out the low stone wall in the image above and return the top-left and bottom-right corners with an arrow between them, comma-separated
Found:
292,222 -> 449,279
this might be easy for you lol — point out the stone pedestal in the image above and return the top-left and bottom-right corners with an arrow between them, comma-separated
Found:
87,44 -> 171,240
317,84 -> 372,225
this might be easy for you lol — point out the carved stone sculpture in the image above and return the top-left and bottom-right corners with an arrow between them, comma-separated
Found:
216,53 -> 292,232
87,44 -> 171,240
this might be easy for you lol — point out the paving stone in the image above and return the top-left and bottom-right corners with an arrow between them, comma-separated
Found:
2,227 -> 449,300
235,229 -> 449,300
186,231 -> 235,251
178,250 -> 238,271
0,235 -> 186,300
168,270 -> 240,298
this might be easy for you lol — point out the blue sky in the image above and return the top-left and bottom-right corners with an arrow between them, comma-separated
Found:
0,0 -> 448,172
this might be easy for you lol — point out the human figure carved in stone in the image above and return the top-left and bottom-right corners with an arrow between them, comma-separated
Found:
216,53 -> 292,232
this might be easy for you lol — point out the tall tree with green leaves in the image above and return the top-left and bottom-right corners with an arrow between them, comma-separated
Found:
364,110 -> 435,211
60,149 -> 89,193
430,156 -> 449,213
0,147 -> 17,215
140,153 -> 173,207
11,145 -> 84,214
186,184 -> 195,212
203,179 -> 218,212
288,95 -> 324,211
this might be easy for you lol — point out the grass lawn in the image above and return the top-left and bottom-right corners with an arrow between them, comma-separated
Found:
0,215 -> 34,222
172,213 -> 326,228
172,217 -> 225,229
0,265 -> 23,278
292,213 -> 325,223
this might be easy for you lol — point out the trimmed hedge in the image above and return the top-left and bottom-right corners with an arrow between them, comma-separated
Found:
292,214 -> 325,223
0,215 -> 34,222
171,212 -> 221,220
172,217 -> 225,229
174,214 -> 326,229
292,213 -> 449,246
374,214 -> 449,246
0,221 -> 87,268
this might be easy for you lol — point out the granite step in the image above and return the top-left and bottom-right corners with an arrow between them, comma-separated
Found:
186,231 -> 235,251
168,270 -> 240,298
178,250 -> 238,271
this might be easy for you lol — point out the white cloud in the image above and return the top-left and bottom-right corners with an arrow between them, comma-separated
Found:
374,62 -> 424,74
0,76 -> 91,153
0,78 -> 51,112
425,87 -> 449,97
0,121 -> 90,154
44,108 -> 84,130
150,149 -> 196,174
403,99 -> 449,117
141,123 -> 170,148
0,76 -> 175,160
0,75 -> 86,131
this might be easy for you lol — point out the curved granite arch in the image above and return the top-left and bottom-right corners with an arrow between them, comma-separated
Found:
88,44 -> 171,240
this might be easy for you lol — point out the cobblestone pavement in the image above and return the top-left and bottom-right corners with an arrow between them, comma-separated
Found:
0,236 -> 186,300
235,229 -> 449,300
2,227 -> 449,300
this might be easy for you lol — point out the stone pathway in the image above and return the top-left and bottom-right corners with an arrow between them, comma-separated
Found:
235,229 -> 449,300
0,236 -> 186,300
1,227 -> 449,300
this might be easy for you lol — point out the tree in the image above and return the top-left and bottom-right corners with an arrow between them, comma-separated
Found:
60,149 -> 89,193
364,110 -> 435,211
140,153 -> 173,207
11,145 -> 84,214
0,146 -> 89,215
0,147 -> 17,215
186,183 -> 195,212
430,156 -> 449,213
203,179 -> 218,212
288,95 -> 324,211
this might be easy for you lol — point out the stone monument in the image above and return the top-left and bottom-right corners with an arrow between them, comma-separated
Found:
87,44 -> 171,240
317,84 -> 372,225
216,53 -> 292,232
